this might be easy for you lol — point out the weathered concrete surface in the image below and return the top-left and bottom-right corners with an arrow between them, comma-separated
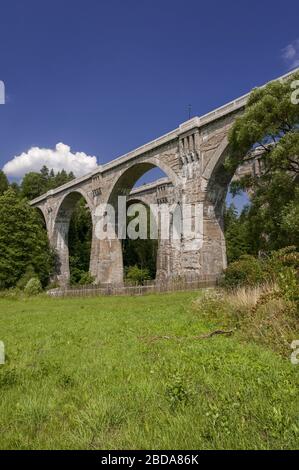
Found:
30,69 -> 297,286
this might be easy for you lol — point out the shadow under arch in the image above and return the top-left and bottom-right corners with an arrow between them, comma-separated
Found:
203,138 -> 246,272
52,188 -> 93,224
205,145 -> 233,213
34,206 -> 48,230
123,197 -> 158,281
107,159 -> 179,207
204,137 -> 244,218
52,190 -> 93,286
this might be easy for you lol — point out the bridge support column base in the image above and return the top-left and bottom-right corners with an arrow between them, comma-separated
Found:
90,236 -> 124,286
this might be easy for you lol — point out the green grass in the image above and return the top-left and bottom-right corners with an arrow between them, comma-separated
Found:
0,292 -> 298,450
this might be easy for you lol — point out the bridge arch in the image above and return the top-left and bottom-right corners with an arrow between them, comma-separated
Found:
52,188 -> 93,226
202,136 -> 230,183
96,159 -> 180,285
52,189 -> 93,286
34,205 -> 48,230
106,156 -> 181,206
202,137 -> 249,274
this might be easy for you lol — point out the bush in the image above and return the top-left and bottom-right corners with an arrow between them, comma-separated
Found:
193,285 -> 298,357
199,246 -> 299,355
24,277 -> 42,295
223,247 -> 299,291
70,269 -> 95,286
263,246 -> 299,283
78,272 -> 95,285
16,265 -> 37,290
0,287 -> 23,299
277,267 -> 299,303
125,265 -> 151,285
222,255 -> 264,288
70,267 -> 83,285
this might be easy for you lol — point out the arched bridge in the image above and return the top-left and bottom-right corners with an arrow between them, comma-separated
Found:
30,70 -> 296,286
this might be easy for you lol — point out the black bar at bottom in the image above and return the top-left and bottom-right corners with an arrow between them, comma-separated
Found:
0,449 -> 296,466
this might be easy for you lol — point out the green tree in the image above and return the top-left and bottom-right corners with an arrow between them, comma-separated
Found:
224,204 -> 250,263
10,181 -> 20,195
227,72 -> 299,254
68,198 -> 92,284
123,203 -> 158,279
49,169 -> 74,189
21,167 -> 75,200
0,189 -> 54,288
125,265 -> 151,285
40,165 -> 50,181
0,170 -> 9,195
280,186 -> 299,247
21,172 -> 47,200
228,73 -> 299,175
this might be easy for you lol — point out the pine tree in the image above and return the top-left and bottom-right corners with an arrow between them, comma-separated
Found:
0,170 -> 9,195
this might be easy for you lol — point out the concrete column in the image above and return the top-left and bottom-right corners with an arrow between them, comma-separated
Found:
90,200 -> 125,285
156,239 -> 172,280
51,217 -> 71,286
200,202 -> 227,276
89,226 -> 101,281
156,238 -> 184,280
90,236 -> 124,286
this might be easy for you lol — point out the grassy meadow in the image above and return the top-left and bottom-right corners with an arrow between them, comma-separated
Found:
0,291 -> 298,450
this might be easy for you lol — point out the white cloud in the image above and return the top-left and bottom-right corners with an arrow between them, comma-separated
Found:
3,143 -> 98,179
282,39 -> 299,69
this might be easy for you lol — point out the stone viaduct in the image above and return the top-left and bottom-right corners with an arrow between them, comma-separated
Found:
30,70 -> 296,286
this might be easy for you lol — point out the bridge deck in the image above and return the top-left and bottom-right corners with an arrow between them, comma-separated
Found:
30,67 -> 298,206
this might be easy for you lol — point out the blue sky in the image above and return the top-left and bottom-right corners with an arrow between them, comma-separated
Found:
0,0 -> 298,208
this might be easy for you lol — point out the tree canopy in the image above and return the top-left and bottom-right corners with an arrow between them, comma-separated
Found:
227,73 -> 299,175
21,166 -> 75,200
225,72 -> 299,255
0,169 -> 9,195
0,188 -> 54,289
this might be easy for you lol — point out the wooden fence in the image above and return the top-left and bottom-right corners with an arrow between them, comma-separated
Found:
47,275 -> 219,298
